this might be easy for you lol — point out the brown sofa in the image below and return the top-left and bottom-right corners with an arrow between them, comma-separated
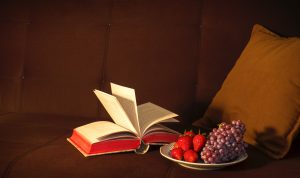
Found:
1,0 -> 299,177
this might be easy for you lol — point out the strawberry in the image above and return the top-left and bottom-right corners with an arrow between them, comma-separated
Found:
193,132 -> 206,152
184,129 -> 195,137
177,135 -> 193,151
170,148 -> 183,160
184,150 -> 198,162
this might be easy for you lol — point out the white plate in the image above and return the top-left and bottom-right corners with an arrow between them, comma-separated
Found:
160,143 -> 248,170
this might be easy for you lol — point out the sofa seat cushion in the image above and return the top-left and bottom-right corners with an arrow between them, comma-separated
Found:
0,113 -> 97,177
1,113 -> 300,178
4,137 -> 300,178
5,136 -> 172,178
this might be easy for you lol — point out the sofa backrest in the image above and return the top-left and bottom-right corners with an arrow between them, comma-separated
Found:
0,0 -> 201,120
1,0 -> 299,121
0,1 -> 109,117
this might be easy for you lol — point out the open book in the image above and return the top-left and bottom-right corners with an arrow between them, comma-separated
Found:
68,83 -> 179,157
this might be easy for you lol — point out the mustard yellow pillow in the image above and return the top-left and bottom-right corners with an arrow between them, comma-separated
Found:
193,24 -> 300,159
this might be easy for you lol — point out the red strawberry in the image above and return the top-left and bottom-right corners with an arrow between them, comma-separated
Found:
170,148 -> 183,160
177,135 -> 193,151
193,133 -> 206,152
184,150 -> 198,162
184,129 -> 195,137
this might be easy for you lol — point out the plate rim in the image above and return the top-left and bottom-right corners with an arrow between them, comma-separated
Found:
160,142 -> 248,168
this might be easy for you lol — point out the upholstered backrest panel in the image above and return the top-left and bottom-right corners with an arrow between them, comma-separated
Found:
0,1 -> 112,117
20,1 -> 114,117
0,1 -> 29,113
0,0 -> 202,120
102,0 -> 201,121
1,0 -> 299,120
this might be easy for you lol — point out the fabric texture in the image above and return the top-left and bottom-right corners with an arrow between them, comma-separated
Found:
194,24 -> 300,159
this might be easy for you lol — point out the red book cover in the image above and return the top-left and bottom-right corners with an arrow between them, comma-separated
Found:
68,130 -> 141,156
142,132 -> 179,144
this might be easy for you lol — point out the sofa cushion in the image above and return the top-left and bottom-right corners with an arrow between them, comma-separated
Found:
195,0 -> 300,118
194,24 -> 300,159
0,113 -> 96,176
4,137 -> 172,178
5,136 -> 300,178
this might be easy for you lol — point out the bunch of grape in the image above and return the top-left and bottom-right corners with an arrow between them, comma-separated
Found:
200,120 -> 248,164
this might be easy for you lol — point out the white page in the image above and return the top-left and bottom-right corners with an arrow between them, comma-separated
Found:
137,102 -> 179,135
111,83 -> 140,136
75,121 -> 135,144
99,132 -> 138,142
93,89 -> 138,135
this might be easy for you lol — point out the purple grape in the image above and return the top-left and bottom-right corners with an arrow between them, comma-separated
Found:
200,120 -> 247,164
